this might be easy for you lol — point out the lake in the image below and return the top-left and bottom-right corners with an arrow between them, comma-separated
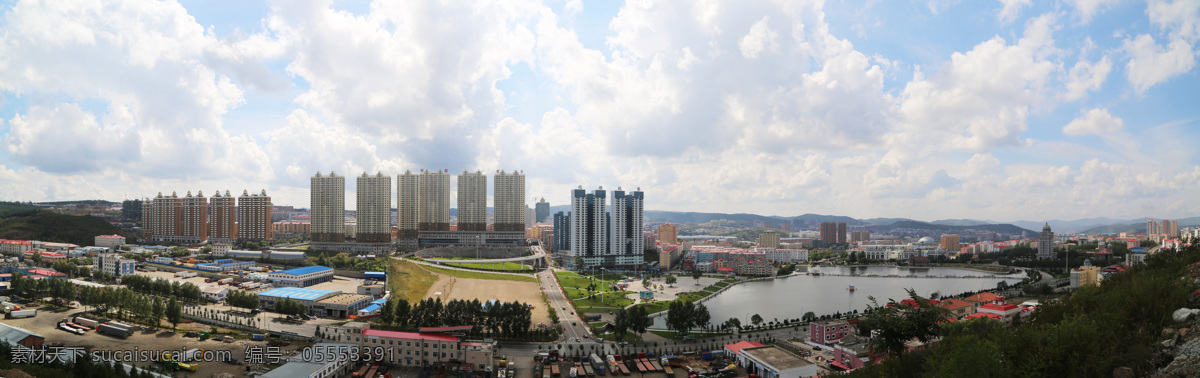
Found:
650,266 -> 1026,329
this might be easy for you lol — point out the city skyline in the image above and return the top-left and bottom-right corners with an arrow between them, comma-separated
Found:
0,0 -> 1198,222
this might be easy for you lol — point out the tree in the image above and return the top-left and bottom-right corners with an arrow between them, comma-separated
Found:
201,246 -> 213,253
393,298 -> 411,328
861,289 -> 951,360
726,317 -> 741,332
665,275 -> 677,286
692,270 -> 702,285
150,297 -> 165,328
275,298 -> 305,317
31,250 -> 43,265
380,299 -> 396,326
613,308 -> 631,342
166,298 -> 182,330
802,311 -> 817,323
751,314 -> 764,327
575,256 -> 585,269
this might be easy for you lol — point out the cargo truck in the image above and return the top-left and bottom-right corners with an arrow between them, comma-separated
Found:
64,321 -> 90,331
74,316 -> 100,328
59,323 -> 84,335
217,278 -> 234,285
590,354 -> 607,376
98,323 -> 134,338
6,309 -> 36,319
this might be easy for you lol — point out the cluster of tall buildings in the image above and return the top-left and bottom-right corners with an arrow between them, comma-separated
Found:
819,222 -> 847,245
309,170 -> 527,253
142,189 -> 273,244
1147,219 -> 1181,238
552,186 -> 645,268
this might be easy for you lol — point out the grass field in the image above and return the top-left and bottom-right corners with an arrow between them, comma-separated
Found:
571,291 -> 634,310
422,264 -> 538,282
428,258 -> 533,271
390,259 -> 439,303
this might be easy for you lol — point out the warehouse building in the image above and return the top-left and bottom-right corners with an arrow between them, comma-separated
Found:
269,266 -> 334,287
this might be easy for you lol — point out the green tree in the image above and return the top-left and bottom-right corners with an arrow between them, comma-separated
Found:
802,311 -> 817,323
380,299 -> 396,325
750,314 -> 763,327
575,256 -> 585,269
31,250 -> 43,265
861,289 -> 951,360
150,297 -> 165,329
166,298 -> 182,330
665,275 -> 677,286
691,270 -> 702,285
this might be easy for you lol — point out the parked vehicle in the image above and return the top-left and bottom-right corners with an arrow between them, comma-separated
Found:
97,323 -> 133,338
6,309 -> 36,319
74,316 -> 100,328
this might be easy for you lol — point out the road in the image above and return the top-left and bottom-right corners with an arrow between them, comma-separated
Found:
536,263 -> 596,346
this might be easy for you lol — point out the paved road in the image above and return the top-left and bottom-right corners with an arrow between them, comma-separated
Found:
417,250 -> 547,265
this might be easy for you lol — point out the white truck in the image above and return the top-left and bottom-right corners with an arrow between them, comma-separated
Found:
6,309 -> 36,319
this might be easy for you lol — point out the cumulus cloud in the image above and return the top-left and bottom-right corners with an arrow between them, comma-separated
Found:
896,13 -> 1059,152
1065,0 -> 1123,23
1063,108 -> 1124,136
1123,0 -> 1200,93
1062,55 -> 1112,100
998,0 -> 1032,23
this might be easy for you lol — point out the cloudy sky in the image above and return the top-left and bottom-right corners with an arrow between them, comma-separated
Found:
0,0 -> 1198,222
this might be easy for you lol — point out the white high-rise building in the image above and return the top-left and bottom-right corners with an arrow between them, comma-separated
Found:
418,170 -> 451,231
311,172 -> 346,243
356,172 -> 392,243
493,170 -> 525,232
570,186 -> 607,267
611,187 -> 645,265
457,171 -> 487,231
397,171 -> 419,240
1037,223 -> 1054,260
181,191 -> 208,244
237,189 -> 273,241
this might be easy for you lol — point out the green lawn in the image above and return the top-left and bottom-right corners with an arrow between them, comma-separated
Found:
555,271 -> 620,300
573,291 -> 635,309
422,265 -> 538,282
389,259 -> 438,303
429,259 -> 533,271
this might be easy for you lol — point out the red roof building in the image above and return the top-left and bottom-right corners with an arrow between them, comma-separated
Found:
965,313 -> 1003,320
963,292 -> 1003,306
362,329 -> 460,342
723,340 -> 766,366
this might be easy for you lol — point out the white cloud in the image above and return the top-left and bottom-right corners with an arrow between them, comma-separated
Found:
0,0 -> 274,181
998,0 -> 1032,23
1063,108 -> 1124,136
1063,55 -> 1112,101
1065,0 -> 1124,23
1122,0 -> 1200,94
896,13 -> 1059,152
739,17 -> 779,59
4,103 -> 140,173
1123,35 -> 1198,93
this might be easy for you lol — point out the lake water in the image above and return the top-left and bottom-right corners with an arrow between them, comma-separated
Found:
651,266 -> 1025,329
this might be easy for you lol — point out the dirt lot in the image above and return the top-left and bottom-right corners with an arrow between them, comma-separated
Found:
4,306 -> 310,377
424,273 -> 552,327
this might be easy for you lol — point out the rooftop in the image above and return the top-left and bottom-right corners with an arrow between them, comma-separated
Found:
965,313 -> 1003,320
724,341 -> 765,355
741,345 -> 813,371
258,287 -> 339,301
317,293 -> 372,305
964,292 -> 1001,303
274,266 -> 333,276
937,298 -> 974,311
362,329 -> 459,342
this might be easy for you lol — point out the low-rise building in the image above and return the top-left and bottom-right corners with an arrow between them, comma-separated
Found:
262,342 -> 359,378
723,340 -> 765,366
810,320 -> 854,345
832,335 -> 880,371
314,293 -> 374,318
211,243 -> 232,257
95,234 -> 126,250
269,266 -> 334,287
937,298 -> 975,318
963,292 -> 1003,308
328,325 -> 495,370
94,253 -> 136,277
740,345 -> 818,378
976,303 -> 1022,325
201,285 -> 229,302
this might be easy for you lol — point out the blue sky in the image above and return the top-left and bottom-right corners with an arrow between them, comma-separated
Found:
0,0 -> 1197,222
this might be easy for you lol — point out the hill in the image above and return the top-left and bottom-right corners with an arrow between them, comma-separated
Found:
881,220 -> 1033,235
0,206 -> 122,246
930,219 -> 995,226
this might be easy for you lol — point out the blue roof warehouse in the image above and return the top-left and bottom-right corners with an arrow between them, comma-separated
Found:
268,266 -> 335,287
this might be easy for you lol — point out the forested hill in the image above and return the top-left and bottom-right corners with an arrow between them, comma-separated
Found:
0,201 -> 122,246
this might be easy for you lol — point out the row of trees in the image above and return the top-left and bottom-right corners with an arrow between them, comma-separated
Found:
274,297 -> 305,316
612,306 -> 653,341
226,289 -> 260,311
51,260 -> 92,278
8,273 -> 76,306
121,274 -> 203,302
375,298 -> 535,338
664,301 -> 711,337
76,285 -> 183,330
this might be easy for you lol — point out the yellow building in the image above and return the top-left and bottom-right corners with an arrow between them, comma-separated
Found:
657,223 -> 679,245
